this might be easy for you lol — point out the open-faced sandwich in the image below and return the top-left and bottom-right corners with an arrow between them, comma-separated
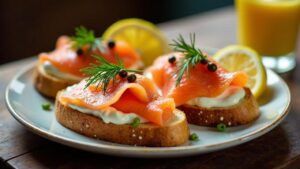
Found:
55,55 -> 189,146
146,35 -> 259,127
35,26 -> 142,98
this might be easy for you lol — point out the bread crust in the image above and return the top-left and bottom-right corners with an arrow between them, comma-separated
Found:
178,88 -> 259,127
55,93 -> 189,147
34,64 -> 79,98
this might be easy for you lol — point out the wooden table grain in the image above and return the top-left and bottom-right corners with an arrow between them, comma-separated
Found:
1,7 -> 300,169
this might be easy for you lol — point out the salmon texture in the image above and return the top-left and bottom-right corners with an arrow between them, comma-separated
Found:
147,52 -> 248,106
39,36 -> 141,77
59,75 -> 175,126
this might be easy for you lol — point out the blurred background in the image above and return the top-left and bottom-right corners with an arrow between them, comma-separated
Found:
0,0 -> 233,65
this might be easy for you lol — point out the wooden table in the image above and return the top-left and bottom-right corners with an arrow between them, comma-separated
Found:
1,7 -> 300,169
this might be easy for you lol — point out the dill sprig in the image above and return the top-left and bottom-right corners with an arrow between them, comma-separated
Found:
80,55 -> 141,94
170,33 -> 216,86
71,26 -> 103,51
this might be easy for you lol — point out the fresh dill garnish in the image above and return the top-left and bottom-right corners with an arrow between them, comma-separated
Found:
80,55 -> 141,94
71,26 -> 103,51
170,33 -> 217,86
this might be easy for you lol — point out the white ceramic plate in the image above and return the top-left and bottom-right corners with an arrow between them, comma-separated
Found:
5,54 -> 291,158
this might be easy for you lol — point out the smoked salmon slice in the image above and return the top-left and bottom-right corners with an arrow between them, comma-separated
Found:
39,36 -> 141,77
147,52 -> 248,106
59,75 -> 175,126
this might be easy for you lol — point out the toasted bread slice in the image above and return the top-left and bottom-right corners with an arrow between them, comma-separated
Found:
34,64 -> 79,98
178,88 -> 259,127
55,92 -> 189,147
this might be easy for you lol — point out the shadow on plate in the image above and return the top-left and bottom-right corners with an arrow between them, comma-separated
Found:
257,85 -> 274,106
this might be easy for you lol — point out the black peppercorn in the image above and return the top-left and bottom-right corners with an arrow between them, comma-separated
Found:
200,59 -> 208,64
108,40 -> 115,49
118,70 -> 128,78
76,48 -> 83,55
168,56 -> 176,64
207,62 -> 217,72
127,74 -> 137,83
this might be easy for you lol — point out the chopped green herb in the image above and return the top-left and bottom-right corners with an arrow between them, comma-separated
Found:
189,133 -> 199,141
217,123 -> 226,132
42,103 -> 51,111
131,117 -> 141,128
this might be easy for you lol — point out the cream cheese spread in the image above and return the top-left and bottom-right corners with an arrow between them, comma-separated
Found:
42,61 -> 82,81
186,86 -> 245,108
68,104 -> 148,125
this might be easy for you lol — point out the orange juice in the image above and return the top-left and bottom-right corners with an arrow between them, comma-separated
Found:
236,0 -> 300,56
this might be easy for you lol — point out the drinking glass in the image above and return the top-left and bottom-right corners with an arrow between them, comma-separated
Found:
235,0 -> 300,73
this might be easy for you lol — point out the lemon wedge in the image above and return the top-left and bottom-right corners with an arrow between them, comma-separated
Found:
213,45 -> 267,98
103,18 -> 170,66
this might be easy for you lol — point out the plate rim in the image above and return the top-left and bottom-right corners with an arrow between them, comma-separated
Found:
5,61 -> 291,157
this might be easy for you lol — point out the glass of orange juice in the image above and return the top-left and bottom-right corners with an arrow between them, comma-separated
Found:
235,0 -> 300,73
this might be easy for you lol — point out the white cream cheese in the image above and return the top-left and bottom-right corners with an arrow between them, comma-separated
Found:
42,61 -> 82,81
68,104 -> 148,125
186,86 -> 245,108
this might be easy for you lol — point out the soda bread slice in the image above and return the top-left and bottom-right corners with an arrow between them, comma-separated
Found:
55,91 -> 189,147
178,88 -> 259,127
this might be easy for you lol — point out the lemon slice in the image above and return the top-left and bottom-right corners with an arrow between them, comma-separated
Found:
213,45 -> 267,98
103,18 -> 170,66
